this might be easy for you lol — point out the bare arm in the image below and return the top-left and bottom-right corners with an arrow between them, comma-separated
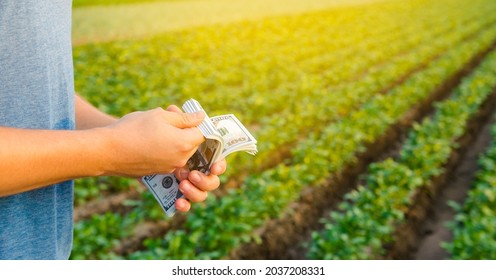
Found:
0,126 -> 108,195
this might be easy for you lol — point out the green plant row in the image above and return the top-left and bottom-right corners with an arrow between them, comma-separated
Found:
307,49 -> 496,260
73,0 -> 495,205
124,23 -> 496,260
443,125 -> 496,259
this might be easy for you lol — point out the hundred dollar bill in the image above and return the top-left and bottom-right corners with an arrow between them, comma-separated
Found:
142,98 -> 257,217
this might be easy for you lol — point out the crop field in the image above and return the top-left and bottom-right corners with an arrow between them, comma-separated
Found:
72,0 -> 496,259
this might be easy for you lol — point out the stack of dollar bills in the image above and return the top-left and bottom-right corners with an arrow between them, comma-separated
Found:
142,98 -> 258,216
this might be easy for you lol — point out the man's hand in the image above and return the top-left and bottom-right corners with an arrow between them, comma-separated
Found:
101,107 -> 206,177
166,105 -> 227,212
85,100 -> 226,213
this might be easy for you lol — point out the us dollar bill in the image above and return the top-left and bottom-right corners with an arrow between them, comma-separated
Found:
210,114 -> 258,158
142,99 -> 257,217
141,174 -> 181,217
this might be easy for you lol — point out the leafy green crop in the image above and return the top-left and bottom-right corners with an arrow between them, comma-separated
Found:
71,0 -> 496,260
307,48 -> 496,260
71,211 -> 138,259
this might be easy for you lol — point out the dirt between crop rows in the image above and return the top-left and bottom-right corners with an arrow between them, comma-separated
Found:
74,188 -> 141,222
228,42 -> 496,260
413,112 -> 494,260
386,91 -> 496,260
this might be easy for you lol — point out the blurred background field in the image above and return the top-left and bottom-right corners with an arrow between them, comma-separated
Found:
71,0 -> 496,260
72,0 -> 380,45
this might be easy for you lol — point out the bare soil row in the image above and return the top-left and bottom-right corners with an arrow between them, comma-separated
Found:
411,115 -> 494,259
385,89 -> 496,259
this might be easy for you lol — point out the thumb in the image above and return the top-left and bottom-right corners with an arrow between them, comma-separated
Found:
181,127 -> 206,146
167,111 -> 205,128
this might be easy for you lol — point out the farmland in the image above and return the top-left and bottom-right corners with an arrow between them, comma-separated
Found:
72,0 -> 496,259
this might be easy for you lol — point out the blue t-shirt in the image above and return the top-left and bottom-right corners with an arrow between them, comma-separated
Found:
0,1 -> 75,259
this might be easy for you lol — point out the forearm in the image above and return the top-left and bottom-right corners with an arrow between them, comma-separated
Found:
75,94 -> 117,129
0,126 -> 109,196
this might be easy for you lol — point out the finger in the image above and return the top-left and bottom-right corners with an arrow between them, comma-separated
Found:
175,198 -> 191,213
178,179 -> 209,203
210,159 -> 227,175
163,110 -> 205,129
174,167 -> 190,181
166,105 -> 182,113
188,170 -> 220,192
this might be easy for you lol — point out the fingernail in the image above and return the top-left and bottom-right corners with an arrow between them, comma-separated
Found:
179,170 -> 189,180
194,111 -> 205,120
190,172 -> 201,184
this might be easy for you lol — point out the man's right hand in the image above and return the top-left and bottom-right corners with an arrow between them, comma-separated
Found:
101,107 -> 206,177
